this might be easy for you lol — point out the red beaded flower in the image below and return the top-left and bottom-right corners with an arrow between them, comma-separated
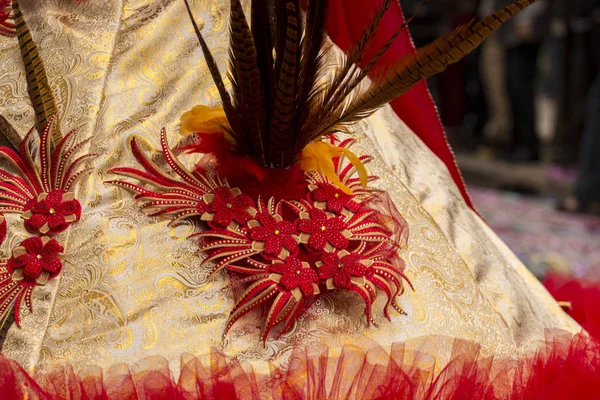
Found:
310,183 -> 361,214
22,190 -> 81,235
269,256 -> 319,298
202,187 -> 254,228
248,211 -> 297,259
297,208 -> 350,252
7,236 -> 64,285
317,251 -> 368,290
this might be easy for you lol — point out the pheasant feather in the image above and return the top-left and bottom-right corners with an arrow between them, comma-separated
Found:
329,0 -> 538,130
267,0 -> 302,167
11,0 -> 61,146
229,0 -> 267,159
181,0 -> 537,169
182,0 -> 244,149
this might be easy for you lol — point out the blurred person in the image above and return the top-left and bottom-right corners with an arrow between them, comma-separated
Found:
448,0 -> 490,147
496,0 -> 553,162
551,0 -> 600,167
479,0 -> 512,148
400,0 -> 451,104
559,0 -> 600,215
403,0 -> 488,143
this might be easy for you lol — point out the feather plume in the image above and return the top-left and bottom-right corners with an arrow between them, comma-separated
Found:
319,0 -> 393,117
267,0 -> 301,167
229,0 -> 267,159
181,0 -> 537,169
302,0 -> 428,148
182,0 -> 244,149
251,0 -> 274,112
11,0 -> 61,147
327,0 -> 538,131
292,0 -> 329,153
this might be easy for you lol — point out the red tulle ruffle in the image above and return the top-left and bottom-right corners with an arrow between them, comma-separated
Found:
1,330 -> 599,399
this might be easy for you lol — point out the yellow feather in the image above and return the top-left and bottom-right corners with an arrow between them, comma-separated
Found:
299,141 -> 368,194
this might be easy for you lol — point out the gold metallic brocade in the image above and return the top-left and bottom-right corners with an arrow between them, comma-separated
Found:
0,0 -> 578,374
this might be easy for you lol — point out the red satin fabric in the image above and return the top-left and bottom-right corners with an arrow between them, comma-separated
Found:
324,0 -> 474,209
544,273 -> 600,341
1,330 -> 599,399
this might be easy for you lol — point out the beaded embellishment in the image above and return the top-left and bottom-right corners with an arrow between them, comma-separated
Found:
109,129 -> 411,340
0,118 -> 94,326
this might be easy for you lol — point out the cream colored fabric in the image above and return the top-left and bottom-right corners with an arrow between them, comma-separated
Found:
0,0 -> 577,374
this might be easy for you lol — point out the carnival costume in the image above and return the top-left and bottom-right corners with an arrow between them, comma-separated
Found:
0,0 -> 598,399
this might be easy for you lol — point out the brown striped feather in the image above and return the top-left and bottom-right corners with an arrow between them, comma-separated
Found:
308,1 -> 429,143
251,0 -> 274,117
11,0 -> 61,146
229,0 -> 267,159
330,0 -> 538,130
182,0 -> 245,149
267,0 -> 301,167
293,0 -> 329,153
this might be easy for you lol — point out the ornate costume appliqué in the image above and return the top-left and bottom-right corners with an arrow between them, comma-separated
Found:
0,118 -> 94,326
109,129 -> 411,340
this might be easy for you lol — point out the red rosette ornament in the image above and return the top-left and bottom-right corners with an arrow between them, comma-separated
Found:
22,190 -> 81,235
0,237 -> 64,327
7,236 -> 64,285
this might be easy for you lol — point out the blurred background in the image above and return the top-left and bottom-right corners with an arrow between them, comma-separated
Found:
400,0 -> 600,280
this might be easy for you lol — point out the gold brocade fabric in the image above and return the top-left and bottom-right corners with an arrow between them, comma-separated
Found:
0,0 -> 578,374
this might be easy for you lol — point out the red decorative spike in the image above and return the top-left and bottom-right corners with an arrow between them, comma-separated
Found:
0,119 -> 94,235
0,118 -> 89,330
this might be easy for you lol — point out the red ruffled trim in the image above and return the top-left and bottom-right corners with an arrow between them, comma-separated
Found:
1,331 -> 599,399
